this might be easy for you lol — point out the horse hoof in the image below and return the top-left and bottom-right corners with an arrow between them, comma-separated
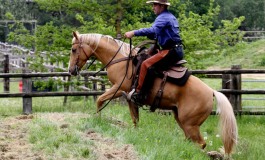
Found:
207,151 -> 224,160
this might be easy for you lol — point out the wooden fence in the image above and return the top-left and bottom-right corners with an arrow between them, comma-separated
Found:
0,42 -> 33,72
243,31 -> 265,41
0,71 -> 107,114
0,42 -> 68,73
0,66 -> 265,115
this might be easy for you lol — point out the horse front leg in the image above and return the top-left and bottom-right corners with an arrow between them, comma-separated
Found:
128,101 -> 139,127
96,84 -> 139,127
96,85 -> 122,112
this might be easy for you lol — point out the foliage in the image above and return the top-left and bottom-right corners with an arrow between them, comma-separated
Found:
260,57 -> 265,66
0,0 -> 35,20
7,22 -> 35,48
3,0 -> 246,71
181,0 -> 265,30
214,0 -> 265,30
176,0 -> 245,69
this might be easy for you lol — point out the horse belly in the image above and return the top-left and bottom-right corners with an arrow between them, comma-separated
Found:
149,76 -> 213,113
148,78 -> 182,108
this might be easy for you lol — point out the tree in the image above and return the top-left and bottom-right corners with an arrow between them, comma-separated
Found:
6,0 -> 245,71
215,0 -> 265,30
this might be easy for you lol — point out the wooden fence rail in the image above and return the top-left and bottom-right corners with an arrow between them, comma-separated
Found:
0,71 -> 107,114
0,42 -> 68,74
0,66 -> 265,115
242,31 -> 265,41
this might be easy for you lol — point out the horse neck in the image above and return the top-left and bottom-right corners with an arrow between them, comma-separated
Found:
92,38 -> 129,65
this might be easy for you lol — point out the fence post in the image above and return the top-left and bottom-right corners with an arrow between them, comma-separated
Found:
3,54 -> 10,93
230,65 -> 242,114
84,75 -> 88,101
222,74 -> 231,99
101,83 -> 105,92
93,79 -> 97,101
22,60 -> 32,114
63,76 -> 70,106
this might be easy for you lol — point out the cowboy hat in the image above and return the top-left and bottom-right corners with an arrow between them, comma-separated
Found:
146,0 -> 170,6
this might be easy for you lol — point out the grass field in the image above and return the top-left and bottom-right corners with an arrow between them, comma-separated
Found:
200,39 -> 265,69
1,78 -> 265,159
1,96 -> 265,160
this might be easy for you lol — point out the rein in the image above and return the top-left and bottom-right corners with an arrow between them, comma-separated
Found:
84,57 -> 97,71
90,37 -> 127,77
77,37 -> 130,75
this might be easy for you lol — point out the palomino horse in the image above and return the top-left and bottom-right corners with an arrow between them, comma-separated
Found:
68,31 -> 237,156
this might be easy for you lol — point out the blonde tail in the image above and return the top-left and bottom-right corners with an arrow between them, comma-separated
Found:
214,90 -> 238,155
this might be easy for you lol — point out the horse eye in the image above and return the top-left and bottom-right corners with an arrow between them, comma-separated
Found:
72,48 -> 76,53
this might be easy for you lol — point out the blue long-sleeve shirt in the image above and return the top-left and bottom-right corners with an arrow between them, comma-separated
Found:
134,10 -> 182,49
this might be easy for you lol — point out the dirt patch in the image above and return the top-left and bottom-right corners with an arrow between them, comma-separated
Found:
85,129 -> 138,160
207,67 -> 265,79
0,115 -> 44,160
242,74 -> 265,79
0,113 -> 139,160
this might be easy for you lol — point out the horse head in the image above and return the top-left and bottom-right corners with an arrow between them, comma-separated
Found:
68,31 -> 96,75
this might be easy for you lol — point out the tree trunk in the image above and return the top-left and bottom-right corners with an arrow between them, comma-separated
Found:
115,0 -> 123,39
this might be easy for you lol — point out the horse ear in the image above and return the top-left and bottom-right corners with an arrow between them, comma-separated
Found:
73,31 -> 79,40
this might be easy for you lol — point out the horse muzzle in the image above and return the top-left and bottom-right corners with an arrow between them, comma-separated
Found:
68,65 -> 80,76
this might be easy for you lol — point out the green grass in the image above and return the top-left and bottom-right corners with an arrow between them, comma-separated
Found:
23,102 -> 265,160
0,80 -> 94,117
201,78 -> 265,111
200,39 -> 265,69
83,106 -> 210,160
86,104 -> 265,160
1,80 -> 265,159
29,116 -> 93,159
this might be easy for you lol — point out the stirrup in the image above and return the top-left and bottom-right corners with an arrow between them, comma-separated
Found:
131,93 -> 143,106
121,88 -> 135,101
121,90 -> 143,106
127,88 -> 136,100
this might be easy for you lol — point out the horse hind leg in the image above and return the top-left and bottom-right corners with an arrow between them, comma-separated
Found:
174,107 -> 224,159
172,107 -> 183,130
172,108 -> 206,149
182,125 -> 206,149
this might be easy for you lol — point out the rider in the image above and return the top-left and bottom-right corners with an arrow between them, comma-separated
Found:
124,0 -> 184,105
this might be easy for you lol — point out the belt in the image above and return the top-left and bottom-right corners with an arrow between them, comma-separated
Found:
162,44 -> 182,50
174,44 -> 182,48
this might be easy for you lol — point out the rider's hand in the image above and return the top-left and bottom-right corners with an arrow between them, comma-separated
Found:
124,31 -> 135,39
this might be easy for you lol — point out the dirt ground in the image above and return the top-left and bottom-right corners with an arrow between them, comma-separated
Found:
0,113 -> 139,160
0,115 -> 41,160
242,74 -> 265,79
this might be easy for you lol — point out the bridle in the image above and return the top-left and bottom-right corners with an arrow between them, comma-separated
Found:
72,38 -> 97,75
72,36 -> 132,77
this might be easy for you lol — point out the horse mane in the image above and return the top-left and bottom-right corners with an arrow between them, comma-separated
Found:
72,33 -> 139,56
